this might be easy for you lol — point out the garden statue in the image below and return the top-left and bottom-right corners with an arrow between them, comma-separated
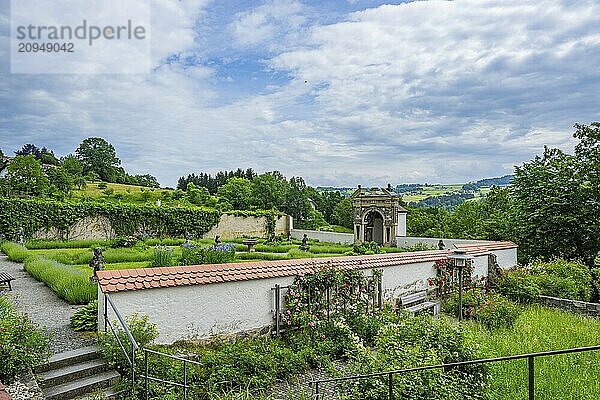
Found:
300,234 -> 310,251
17,228 -> 24,246
438,239 -> 445,250
89,247 -> 104,282
214,235 -> 221,245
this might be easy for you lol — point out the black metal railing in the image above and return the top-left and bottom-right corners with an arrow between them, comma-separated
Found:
103,293 -> 139,392
311,344 -> 600,400
142,348 -> 202,400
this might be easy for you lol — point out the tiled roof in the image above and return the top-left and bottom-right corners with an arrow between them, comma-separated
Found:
97,241 -> 517,293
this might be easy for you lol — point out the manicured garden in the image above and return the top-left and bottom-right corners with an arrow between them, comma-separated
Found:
0,237 -> 430,305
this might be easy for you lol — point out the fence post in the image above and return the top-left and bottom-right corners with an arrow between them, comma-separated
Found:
458,266 -> 464,321
326,286 -> 330,321
131,342 -> 136,393
378,278 -> 383,310
144,350 -> 149,400
275,284 -> 281,337
528,356 -> 535,400
388,372 -> 393,400
104,294 -> 108,333
184,359 -> 188,400
315,381 -> 320,400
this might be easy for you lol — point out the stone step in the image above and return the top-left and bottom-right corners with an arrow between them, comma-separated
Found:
79,386 -> 127,400
42,370 -> 120,400
38,358 -> 110,388
36,346 -> 101,373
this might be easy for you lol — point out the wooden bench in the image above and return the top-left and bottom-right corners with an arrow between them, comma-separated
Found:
399,291 -> 439,316
0,272 -> 15,291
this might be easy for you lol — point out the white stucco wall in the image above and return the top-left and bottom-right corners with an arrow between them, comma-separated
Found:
290,229 -> 355,244
492,248 -> 518,269
100,251 -> 500,344
104,276 -> 295,344
397,213 -> 407,237
396,236 -> 491,248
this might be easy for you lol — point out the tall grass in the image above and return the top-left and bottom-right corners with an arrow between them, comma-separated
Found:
463,305 -> 600,400
29,247 -> 177,265
25,239 -> 112,250
24,256 -> 96,304
0,242 -> 32,262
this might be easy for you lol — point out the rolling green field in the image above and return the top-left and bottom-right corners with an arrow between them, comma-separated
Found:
401,184 -> 464,203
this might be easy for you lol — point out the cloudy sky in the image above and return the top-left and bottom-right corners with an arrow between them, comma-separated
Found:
1,0 -> 599,187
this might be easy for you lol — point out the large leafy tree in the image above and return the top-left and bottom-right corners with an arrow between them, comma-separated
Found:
332,197 -> 354,229
75,137 -> 121,182
5,155 -> 49,197
281,177 -> 312,222
251,172 -> 288,210
217,177 -> 252,210
512,122 -> 600,265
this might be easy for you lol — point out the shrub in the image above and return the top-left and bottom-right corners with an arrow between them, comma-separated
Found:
0,293 -> 51,383
70,300 -> 98,331
24,256 -> 96,304
346,241 -> 385,256
202,243 -> 236,264
100,313 -> 158,375
25,239 -> 112,249
179,242 -> 203,265
498,259 -> 592,303
0,242 -> 31,262
339,314 -> 487,400
152,245 -> 174,267
443,291 -> 521,329
530,258 -> 591,301
496,269 -> 541,303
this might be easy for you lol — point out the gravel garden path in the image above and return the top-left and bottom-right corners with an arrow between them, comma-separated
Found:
0,254 -> 96,354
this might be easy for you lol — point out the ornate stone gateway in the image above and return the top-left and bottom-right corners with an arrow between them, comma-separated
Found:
351,185 -> 408,245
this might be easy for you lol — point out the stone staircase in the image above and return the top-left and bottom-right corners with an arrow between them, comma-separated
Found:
36,346 -> 122,400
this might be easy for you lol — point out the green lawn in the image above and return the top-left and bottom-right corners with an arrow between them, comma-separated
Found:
463,305 -> 600,400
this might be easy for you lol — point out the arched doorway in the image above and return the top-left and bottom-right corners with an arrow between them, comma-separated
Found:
364,210 -> 384,244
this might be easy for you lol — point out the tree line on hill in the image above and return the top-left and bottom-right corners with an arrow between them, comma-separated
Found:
0,138 -> 159,200
1,122 -> 598,267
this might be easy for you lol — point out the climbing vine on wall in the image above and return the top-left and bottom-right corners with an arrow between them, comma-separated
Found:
0,197 -> 222,240
281,263 -> 383,328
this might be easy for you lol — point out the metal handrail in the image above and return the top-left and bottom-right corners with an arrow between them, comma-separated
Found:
104,293 -> 140,391
142,348 -> 204,400
311,344 -> 600,400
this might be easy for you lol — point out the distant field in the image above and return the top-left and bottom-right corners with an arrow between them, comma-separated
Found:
73,181 -> 173,198
401,184 -> 464,203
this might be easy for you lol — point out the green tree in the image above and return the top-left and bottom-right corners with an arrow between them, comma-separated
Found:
186,182 -> 211,206
60,155 -> 86,189
282,177 -> 312,223
251,172 -> 288,210
5,155 -> 49,197
512,122 -> 600,265
217,177 -> 252,210
47,167 -> 73,200
332,197 -> 354,229
75,137 -> 121,182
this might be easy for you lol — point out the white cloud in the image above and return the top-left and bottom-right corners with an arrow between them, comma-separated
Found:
1,0 -> 599,186
229,0 -> 306,48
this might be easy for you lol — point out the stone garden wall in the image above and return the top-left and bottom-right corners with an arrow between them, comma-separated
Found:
33,214 -> 291,241
539,295 -> 600,316
204,214 -> 292,239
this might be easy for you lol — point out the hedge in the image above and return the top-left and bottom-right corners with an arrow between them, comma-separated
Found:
0,197 -> 222,240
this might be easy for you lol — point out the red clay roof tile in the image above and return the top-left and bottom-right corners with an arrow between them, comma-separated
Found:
97,241 -> 517,293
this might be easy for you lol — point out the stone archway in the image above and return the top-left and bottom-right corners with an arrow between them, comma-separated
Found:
364,210 -> 384,244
